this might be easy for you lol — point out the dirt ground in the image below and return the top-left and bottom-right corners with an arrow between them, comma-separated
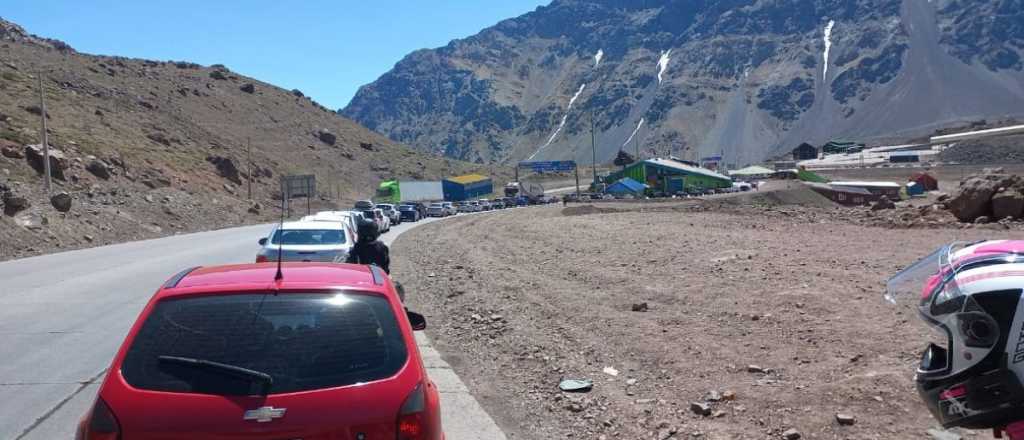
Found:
393,198 -> 1015,439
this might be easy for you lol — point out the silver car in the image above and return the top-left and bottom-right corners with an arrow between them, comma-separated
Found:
427,202 -> 446,217
256,221 -> 353,263
442,202 -> 457,216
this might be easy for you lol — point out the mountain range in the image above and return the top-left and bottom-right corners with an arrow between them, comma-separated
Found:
342,0 -> 1024,167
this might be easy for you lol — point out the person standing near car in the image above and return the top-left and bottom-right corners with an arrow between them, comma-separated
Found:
346,218 -> 390,273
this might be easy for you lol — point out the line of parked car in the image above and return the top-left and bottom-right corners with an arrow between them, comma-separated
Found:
77,191 -> 574,439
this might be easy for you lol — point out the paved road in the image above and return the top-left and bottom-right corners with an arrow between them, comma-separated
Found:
0,215 -> 505,440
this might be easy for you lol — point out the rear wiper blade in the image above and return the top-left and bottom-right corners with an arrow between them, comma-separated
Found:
158,355 -> 273,394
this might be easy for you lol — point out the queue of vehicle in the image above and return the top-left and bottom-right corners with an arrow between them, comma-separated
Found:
77,188 -> 559,439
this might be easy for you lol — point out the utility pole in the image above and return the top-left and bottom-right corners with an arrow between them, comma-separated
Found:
590,108 -> 598,188
37,70 -> 51,194
246,137 -> 253,201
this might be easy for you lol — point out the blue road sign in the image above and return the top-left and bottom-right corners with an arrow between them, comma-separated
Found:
519,161 -> 577,172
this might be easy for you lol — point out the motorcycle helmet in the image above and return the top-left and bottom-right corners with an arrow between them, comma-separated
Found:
887,240 -> 1024,430
356,217 -> 379,243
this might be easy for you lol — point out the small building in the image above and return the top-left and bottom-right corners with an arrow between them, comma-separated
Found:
442,174 -> 493,201
772,161 -> 797,171
792,143 -> 818,161
822,140 -> 866,155
606,177 -> 648,196
888,151 -> 920,163
730,165 -> 775,180
807,182 -> 875,206
604,158 -> 733,193
911,172 -> 939,191
829,181 -> 902,199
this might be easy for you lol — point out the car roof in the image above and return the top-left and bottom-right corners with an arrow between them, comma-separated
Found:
163,263 -> 386,298
278,221 -> 346,230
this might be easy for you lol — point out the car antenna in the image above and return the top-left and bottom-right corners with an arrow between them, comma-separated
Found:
274,192 -> 285,282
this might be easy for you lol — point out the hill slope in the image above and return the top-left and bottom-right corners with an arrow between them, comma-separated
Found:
342,0 -> 1024,166
0,18 -> 494,260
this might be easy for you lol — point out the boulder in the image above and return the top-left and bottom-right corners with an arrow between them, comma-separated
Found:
360,142 -> 375,151
240,83 -> 255,94
947,173 -> 1018,222
50,192 -> 72,212
85,159 -> 112,180
24,144 -> 68,180
992,189 -> 1024,220
871,195 -> 896,211
2,190 -> 30,216
1,145 -> 22,159
317,129 -> 336,146
248,202 -> 262,214
206,155 -> 242,185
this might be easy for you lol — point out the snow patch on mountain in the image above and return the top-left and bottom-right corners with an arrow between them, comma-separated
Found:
622,118 -> 645,148
822,20 -> 835,79
594,49 -> 604,67
657,50 -> 672,84
529,83 -> 587,159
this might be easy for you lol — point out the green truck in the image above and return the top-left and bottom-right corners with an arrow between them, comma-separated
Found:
375,180 -> 444,203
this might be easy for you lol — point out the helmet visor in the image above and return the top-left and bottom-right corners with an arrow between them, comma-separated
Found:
885,242 -> 968,307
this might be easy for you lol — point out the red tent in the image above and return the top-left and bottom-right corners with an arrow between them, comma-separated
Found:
911,172 -> 938,191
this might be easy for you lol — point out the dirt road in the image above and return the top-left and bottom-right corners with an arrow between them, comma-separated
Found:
393,200 -> 1010,439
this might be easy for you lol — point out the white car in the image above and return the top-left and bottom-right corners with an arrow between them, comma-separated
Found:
358,208 -> 389,233
376,203 -> 401,225
442,202 -> 457,216
302,211 -> 361,242
256,221 -> 353,263
375,208 -> 391,232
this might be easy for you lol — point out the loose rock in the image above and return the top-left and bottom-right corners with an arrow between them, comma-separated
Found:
871,195 -> 896,211
85,159 -> 112,180
317,129 -> 337,146
2,190 -> 30,216
689,402 -> 712,417
835,413 -> 856,426
50,192 -> 72,212
631,302 -> 649,312
206,155 -> 242,185
782,428 -> 801,440
24,144 -> 68,180
991,189 -> 1024,220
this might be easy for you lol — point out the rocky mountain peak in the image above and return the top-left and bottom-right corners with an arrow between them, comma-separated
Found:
343,0 -> 1024,167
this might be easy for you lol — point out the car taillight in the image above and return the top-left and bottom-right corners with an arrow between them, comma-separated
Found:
76,398 -> 120,440
256,255 -> 268,263
396,383 -> 426,440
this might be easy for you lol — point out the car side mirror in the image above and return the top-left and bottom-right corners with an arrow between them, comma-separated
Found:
407,311 -> 426,331
258,237 -> 268,246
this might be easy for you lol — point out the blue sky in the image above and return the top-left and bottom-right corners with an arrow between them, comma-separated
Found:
4,0 -> 548,110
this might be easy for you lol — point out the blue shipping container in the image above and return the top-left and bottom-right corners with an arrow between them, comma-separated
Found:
443,178 -> 493,201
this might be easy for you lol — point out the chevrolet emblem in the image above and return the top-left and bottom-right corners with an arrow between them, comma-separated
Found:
243,406 -> 286,423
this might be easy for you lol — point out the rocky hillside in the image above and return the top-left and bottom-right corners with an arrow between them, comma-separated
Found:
342,0 -> 1024,166
0,18 -> 495,261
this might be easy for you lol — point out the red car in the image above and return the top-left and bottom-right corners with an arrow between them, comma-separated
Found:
77,263 -> 443,440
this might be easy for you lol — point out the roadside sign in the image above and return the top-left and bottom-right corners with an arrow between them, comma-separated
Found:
280,174 -> 316,216
518,161 -> 577,173
281,175 -> 316,198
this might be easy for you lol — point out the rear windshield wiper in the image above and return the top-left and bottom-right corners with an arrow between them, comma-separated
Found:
158,355 -> 273,395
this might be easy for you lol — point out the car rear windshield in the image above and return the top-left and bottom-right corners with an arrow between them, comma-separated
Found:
399,206 -> 414,211
271,229 -> 345,245
121,292 -> 408,395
